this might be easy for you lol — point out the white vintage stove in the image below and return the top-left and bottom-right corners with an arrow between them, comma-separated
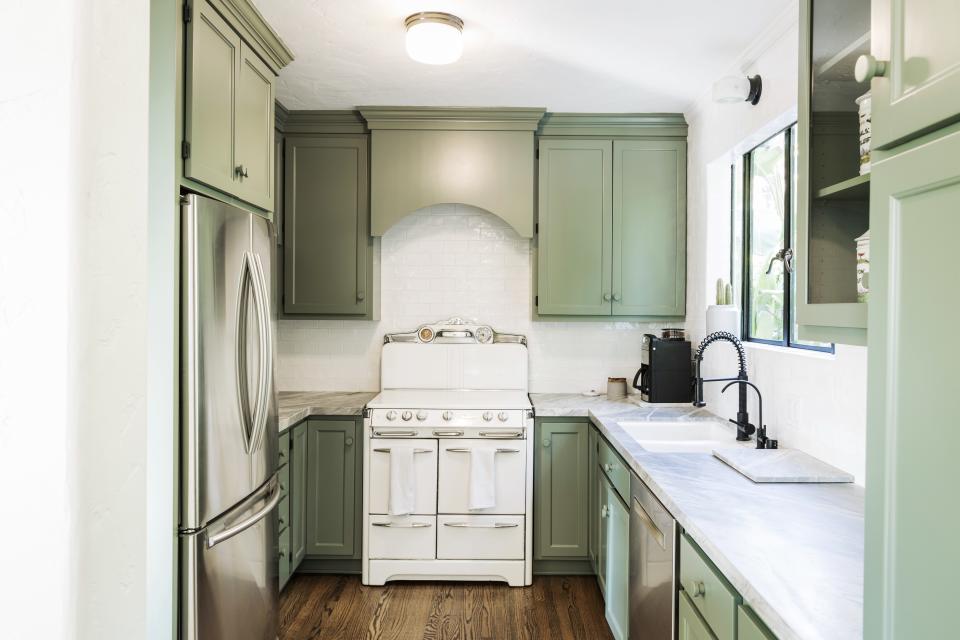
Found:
362,318 -> 534,587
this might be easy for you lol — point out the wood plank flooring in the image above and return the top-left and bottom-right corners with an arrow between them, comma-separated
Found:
279,575 -> 614,640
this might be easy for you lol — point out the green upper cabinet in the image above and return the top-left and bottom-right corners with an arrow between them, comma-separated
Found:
182,0 -> 291,212
864,125 -> 960,639
537,139 -> 613,315
283,135 -> 374,316
867,0 -> 960,150
534,420 -> 590,559
795,0 -> 870,345
535,115 -> 687,318
612,140 -> 686,316
304,419 -> 360,557
185,1 -> 240,198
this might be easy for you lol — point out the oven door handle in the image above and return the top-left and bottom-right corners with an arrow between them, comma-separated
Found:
443,522 -> 519,528
371,522 -> 432,528
372,447 -> 433,454
478,431 -> 524,439
633,496 -> 666,549
445,447 -> 520,453
373,430 -> 418,437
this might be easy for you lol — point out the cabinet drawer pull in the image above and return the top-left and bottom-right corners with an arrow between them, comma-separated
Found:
374,430 -> 417,437
371,521 -> 432,528
443,522 -> 519,528
372,447 -> 432,454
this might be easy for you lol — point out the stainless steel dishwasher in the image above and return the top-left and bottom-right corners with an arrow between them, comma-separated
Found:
629,473 -> 676,639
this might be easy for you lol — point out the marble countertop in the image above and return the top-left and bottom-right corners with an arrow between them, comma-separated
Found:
278,391 -> 378,431
531,393 -> 864,640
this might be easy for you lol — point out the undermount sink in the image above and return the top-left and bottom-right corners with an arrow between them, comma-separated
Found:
618,420 -> 751,453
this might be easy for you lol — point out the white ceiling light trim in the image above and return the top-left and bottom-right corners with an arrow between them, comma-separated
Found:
404,12 -> 464,65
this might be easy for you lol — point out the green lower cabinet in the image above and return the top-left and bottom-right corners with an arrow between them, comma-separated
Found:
305,419 -> 360,557
679,590 -> 716,640
737,606 -> 775,640
534,420 -> 590,559
289,424 -> 307,569
600,474 -> 629,640
278,525 -> 291,589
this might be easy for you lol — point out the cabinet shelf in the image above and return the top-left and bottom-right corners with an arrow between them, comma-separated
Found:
816,173 -> 870,200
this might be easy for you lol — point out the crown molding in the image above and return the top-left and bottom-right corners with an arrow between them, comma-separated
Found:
274,101 -> 289,131
358,106 -> 547,131
278,109 -> 368,135
207,0 -> 294,74
537,112 -> 689,138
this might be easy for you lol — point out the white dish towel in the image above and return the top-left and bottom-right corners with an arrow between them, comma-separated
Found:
388,446 -> 416,516
468,448 -> 497,510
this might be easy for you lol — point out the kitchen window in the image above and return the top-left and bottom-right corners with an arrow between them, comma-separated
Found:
739,124 -> 833,352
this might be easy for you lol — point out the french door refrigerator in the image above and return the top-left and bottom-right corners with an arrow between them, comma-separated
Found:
179,193 -> 279,640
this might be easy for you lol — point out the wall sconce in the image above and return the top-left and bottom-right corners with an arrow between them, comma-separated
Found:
712,75 -> 763,105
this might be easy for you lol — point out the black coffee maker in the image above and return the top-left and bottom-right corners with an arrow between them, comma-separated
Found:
632,331 -> 692,403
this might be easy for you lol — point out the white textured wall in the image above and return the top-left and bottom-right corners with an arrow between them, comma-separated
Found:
0,0 -> 158,637
685,0 -> 868,483
278,204 -> 677,393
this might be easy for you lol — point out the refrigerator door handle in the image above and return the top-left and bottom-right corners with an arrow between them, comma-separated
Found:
248,251 -> 272,453
235,251 -> 257,453
206,483 -> 281,549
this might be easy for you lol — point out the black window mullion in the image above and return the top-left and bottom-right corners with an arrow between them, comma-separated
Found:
782,126 -> 793,348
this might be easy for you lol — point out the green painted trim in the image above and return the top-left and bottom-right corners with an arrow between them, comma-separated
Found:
533,559 -> 594,575
297,558 -> 362,574
358,106 -> 547,131
798,323 -> 867,347
280,110 -> 369,135
205,0 -> 293,73
274,100 -> 289,130
538,112 -> 688,138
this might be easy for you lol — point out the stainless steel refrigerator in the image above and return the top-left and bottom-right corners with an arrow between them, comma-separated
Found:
179,193 -> 279,640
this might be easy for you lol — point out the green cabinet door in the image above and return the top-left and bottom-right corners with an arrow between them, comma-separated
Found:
289,424 -> 307,570
278,525 -> 291,589
537,139 -> 613,315
679,591 -> 717,640
304,419 -> 358,556
596,464 -> 608,595
235,42 -> 275,211
869,0 -> 960,149
864,126 -> 960,639
534,420 -> 589,558
588,427 -> 599,572
603,479 -> 630,640
283,136 -> 372,316
184,0 -> 240,196
737,605 -> 775,640
612,140 -> 686,317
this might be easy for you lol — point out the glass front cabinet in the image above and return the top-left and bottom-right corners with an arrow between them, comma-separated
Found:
796,0 -> 872,345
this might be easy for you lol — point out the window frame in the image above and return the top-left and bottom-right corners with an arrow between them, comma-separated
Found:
740,124 -> 833,353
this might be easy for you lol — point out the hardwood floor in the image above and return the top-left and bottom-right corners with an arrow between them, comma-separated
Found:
279,575 -> 614,640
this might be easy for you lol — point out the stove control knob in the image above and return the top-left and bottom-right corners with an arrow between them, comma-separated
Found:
498,412 -> 509,422
416,410 -> 428,421
401,411 -> 413,421
482,411 -> 493,422
386,410 -> 397,421
442,411 -> 453,421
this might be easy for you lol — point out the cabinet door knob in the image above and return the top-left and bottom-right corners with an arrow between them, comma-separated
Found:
235,164 -> 249,178
357,291 -> 365,301
603,293 -> 612,302
604,463 -> 614,472
345,437 -> 354,446
542,439 -> 551,448
689,580 -> 706,598
612,293 -> 621,302
601,505 -> 609,518
855,55 -> 888,83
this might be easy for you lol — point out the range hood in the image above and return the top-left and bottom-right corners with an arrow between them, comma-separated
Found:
359,107 -> 546,238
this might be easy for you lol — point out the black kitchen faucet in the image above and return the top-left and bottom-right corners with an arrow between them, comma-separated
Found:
692,331 -> 756,442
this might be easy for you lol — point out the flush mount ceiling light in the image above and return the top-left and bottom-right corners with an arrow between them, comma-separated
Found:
404,12 -> 464,65
712,75 -> 763,105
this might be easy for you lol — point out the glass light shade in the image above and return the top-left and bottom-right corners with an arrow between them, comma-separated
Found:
404,13 -> 463,65
712,76 -> 752,103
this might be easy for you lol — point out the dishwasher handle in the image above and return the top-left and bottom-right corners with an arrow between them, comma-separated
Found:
633,495 -> 666,549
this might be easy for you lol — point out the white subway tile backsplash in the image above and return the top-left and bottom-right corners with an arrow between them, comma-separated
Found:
277,204 -> 672,393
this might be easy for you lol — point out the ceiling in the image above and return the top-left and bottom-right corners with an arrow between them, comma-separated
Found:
255,0 -> 793,113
